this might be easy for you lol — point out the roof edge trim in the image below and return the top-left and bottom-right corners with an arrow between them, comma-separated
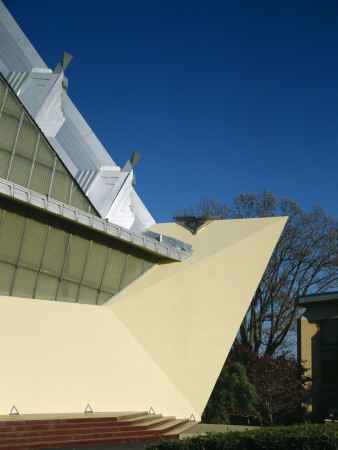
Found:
0,178 -> 192,262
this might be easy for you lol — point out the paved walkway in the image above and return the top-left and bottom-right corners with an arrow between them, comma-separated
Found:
179,423 -> 258,439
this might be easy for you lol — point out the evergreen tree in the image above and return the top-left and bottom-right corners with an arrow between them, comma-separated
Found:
202,363 -> 258,424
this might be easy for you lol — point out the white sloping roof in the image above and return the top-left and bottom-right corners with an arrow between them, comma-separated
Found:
0,2 -> 46,73
0,0 -> 155,233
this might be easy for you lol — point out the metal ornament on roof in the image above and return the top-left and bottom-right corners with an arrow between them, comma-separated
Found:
173,216 -> 220,235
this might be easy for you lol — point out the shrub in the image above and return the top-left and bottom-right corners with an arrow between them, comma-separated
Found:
145,423 -> 338,449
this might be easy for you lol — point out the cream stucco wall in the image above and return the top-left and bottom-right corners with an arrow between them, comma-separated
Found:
108,217 -> 287,418
0,217 -> 286,420
0,295 -> 195,417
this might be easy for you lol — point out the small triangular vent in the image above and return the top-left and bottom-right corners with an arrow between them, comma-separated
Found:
174,216 -> 220,235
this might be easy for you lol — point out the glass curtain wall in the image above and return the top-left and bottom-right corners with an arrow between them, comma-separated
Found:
0,196 -> 160,305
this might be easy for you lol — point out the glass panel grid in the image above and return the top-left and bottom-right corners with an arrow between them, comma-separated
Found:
0,197 -> 160,305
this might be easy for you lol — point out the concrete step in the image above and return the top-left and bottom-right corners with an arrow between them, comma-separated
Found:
0,416 -> 175,437
163,420 -> 197,436
0,419 -> 184,444
0,414 -> 166,432
0,411 -> 148,428
152,418 -> 190,434
0,433 -> 175,450
0,411 -> 196,449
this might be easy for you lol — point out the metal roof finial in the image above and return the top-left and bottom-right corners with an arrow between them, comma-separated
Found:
61,52 -> 73,71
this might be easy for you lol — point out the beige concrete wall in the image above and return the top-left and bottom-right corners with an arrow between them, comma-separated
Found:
108,218 -> 287,418
0,217 -> 286,420
298,316 -> 319,417
0,295 -> 194,417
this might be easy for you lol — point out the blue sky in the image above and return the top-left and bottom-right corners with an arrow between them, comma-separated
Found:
4,0 -> 338,222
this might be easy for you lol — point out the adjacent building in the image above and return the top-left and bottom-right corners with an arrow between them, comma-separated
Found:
296,291 -> 338,420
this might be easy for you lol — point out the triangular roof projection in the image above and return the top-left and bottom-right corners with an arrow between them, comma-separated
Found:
0,0 -> 155,233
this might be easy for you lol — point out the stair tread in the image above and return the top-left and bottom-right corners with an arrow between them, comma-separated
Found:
0,415 -> 164,431
163,421 -> 197,435
0,411 -> 148,426
0,416 -> 174,435
0,424 -> 184,442
0,411 -> 147,422
151,418 -> 189,431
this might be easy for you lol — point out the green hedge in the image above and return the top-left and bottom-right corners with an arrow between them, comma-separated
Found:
146,423 -> 338,449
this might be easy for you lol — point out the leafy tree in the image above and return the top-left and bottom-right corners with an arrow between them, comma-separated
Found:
229,344 -> 310,425
175,191 -> 337,355
202,346 -> 309,426
202,363 -> 258,424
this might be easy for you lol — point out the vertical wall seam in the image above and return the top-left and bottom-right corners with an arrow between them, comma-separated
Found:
6,109 -> 24,179
9,214 -> 29,295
